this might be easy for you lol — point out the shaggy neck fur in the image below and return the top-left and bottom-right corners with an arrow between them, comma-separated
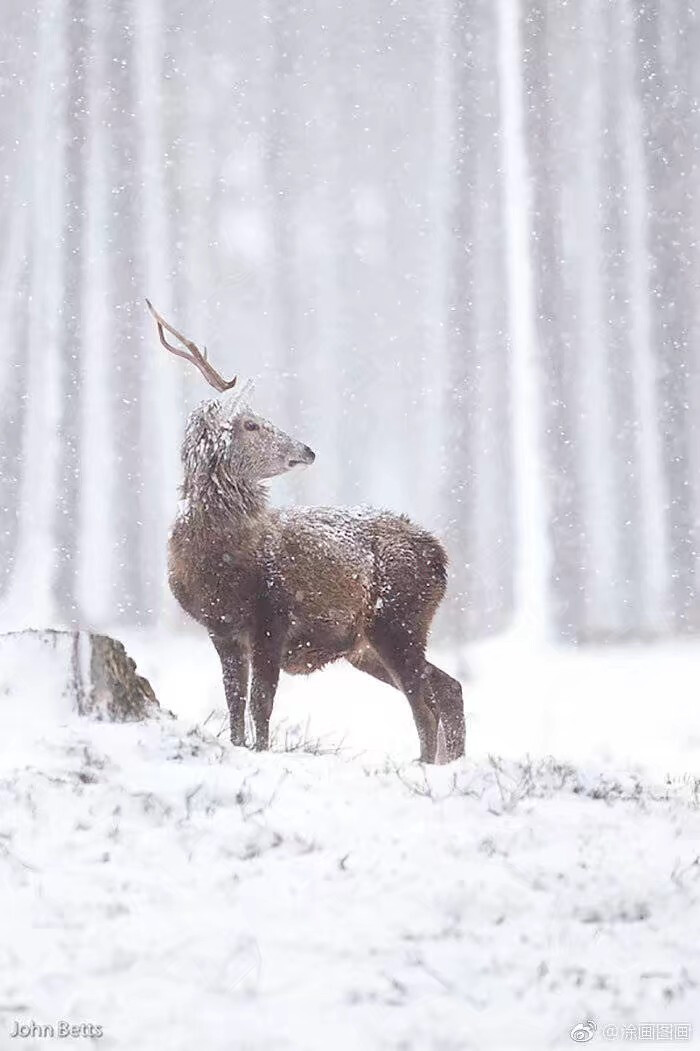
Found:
182,468 -> 266,524
180,405 -> 267,527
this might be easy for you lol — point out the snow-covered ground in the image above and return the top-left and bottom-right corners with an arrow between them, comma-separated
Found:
2,631 -> 700,1050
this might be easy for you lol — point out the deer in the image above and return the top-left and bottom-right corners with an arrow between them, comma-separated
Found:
146,300 -> 465,763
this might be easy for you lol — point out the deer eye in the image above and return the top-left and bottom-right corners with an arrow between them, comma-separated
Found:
244,419 -> 260,432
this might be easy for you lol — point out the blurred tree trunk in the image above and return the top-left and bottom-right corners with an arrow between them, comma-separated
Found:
3,0 -> 65,625
263,0 -> 300,433
302,0 -> 343,505
105,0 -> 147,623
599,0 -> 669,637
55,0 -> 88,623
441,0 -> 480,644
134,0 -> 181,624
441,0 -> 511,644
471,1 -> 511,637
498,0 -> 549,642
74,0 -> 116,626
636,0 -> 700,634
331,6 -> 367,503
0,8 -> 36,607
600,0 -> 641,632
357,0 -> 393,511
521,1 -> 585,642
179,3 -> 216,370
570,0 -> 619,640
423,0 -> 452,545
0,210 -> 29,601
161,19 -> 191,321
616,0 -> 669,635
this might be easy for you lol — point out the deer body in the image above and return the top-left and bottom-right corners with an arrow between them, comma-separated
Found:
148,301 -> 465,762
170,499 -> 446,673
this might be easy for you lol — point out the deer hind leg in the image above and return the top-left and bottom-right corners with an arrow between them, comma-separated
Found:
349,648 -> 457,764
210,634 -> 250,747
365,629 -> 439,764
425,663 -> 465,761
346,647 -> 396,688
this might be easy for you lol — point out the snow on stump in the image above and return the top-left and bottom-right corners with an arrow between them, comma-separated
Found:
0,630 -> 158,723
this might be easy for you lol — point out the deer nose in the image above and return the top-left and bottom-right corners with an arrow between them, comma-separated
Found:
289,445 -> 315,468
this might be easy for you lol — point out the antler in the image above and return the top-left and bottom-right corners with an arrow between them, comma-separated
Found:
145,299 -> 237,393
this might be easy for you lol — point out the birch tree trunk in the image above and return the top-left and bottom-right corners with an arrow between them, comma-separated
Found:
105,0 -> 147,623
521,1 -> 586,642
636,0 -> 700,634
134,0 -> 181,623
0,208 -> 30,601
2,0 -> 66,627
498,0 -> 549,642
56,0 -> 88,623
76,0 -> 116,625
617,0 -> 669,635
441,0 -> 479,644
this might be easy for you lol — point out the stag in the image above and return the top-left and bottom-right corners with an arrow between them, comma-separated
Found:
146,301 -> 465,763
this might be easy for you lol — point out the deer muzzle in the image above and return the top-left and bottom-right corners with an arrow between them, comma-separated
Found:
288,445 -> 316,468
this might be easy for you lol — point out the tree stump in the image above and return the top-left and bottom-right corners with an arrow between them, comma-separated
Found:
0,630 -> 159,723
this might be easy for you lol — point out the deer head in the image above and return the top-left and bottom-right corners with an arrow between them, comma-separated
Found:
146,300 -> 315,488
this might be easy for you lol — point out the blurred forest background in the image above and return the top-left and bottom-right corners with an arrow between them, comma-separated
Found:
0,0 -> 697,646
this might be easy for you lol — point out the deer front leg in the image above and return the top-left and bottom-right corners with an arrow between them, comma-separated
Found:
210,634 -> 249,746
250,628 -> 282,751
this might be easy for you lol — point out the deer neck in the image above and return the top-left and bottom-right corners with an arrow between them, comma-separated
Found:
182,470 -> 267,533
